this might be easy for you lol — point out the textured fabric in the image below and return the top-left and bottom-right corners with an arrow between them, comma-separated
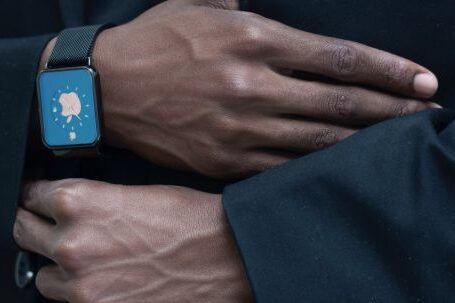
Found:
47,24 -> 111,68
0,34 -> 55,303
223,109 -> 455,302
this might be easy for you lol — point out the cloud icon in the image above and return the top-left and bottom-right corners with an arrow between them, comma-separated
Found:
59,92 -> 81,123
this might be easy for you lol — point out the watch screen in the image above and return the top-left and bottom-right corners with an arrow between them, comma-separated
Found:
37,67 -> 100,148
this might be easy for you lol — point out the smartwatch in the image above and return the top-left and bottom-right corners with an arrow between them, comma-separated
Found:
36,24 -> 111,156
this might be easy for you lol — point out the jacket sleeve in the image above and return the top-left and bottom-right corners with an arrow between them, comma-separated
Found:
223,109 -> 455,303
0,35 -> 54,300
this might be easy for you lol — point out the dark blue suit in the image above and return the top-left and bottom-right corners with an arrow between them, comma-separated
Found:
1,0 -> 454,302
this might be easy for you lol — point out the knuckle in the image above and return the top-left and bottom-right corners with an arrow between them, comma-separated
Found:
53,187 -> 78,219
218,65 -> 259,100
325,90 -> 355,119
327,43 -> 360,77
230,77 -> 253,99
53,240 -> 81,269
52,180 -> 89,218
393,101 -> 420,118
235,15 -> 268,46
382,59 -> 410,86
312,128 -> 338,150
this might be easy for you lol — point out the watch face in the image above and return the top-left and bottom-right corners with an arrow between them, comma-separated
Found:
37,67 -> 100,148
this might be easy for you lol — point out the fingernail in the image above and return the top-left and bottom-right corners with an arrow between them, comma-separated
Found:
428,102 -> 443,109
413,73 -> 438,97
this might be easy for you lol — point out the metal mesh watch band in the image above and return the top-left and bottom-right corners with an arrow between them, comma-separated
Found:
53,148 -> 101,157
47,24 -> 111,68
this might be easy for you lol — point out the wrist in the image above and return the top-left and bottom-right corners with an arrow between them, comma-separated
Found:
91,25 -> 164,157
91,25 -> 128,149
163,189 -> 254,301
39,37 -> 57,70
39,26 -> 129,151
37,26 -> 115,154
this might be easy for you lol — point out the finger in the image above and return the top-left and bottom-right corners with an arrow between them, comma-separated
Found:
14,208 -> 55,259
264,74 -> 441,126
22,179 -> 82,222
267,24 -> 438,98
35,265 -> 68,302
249,119 -> 357,153
22,180 -> 56,219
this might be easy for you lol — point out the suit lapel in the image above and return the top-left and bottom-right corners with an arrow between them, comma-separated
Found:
58,0 -> 87,28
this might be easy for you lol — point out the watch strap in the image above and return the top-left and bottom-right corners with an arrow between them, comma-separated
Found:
53,146 -> 101,158
45,24 -> 110,157
47,24 -> 111,68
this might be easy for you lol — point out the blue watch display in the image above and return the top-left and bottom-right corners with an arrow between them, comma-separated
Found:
36,25 -> 111,156
37,67 -> 100,148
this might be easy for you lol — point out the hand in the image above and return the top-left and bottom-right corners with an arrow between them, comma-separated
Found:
14,179 -> 252,303
44,0 -> 440,178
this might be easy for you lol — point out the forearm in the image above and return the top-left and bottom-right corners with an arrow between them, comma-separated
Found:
15,180 -> 254,302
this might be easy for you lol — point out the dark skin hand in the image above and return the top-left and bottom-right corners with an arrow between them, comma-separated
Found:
14,179 -> 251,303
41,0 -> 440,178
22,2 -> 443,301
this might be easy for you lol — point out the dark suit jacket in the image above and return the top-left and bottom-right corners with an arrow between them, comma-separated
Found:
1,0 -> 455,302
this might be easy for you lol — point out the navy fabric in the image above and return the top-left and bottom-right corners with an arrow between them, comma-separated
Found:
1,0 -> 455,302
224,109 -> 455,302
0,34 -> 55,302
